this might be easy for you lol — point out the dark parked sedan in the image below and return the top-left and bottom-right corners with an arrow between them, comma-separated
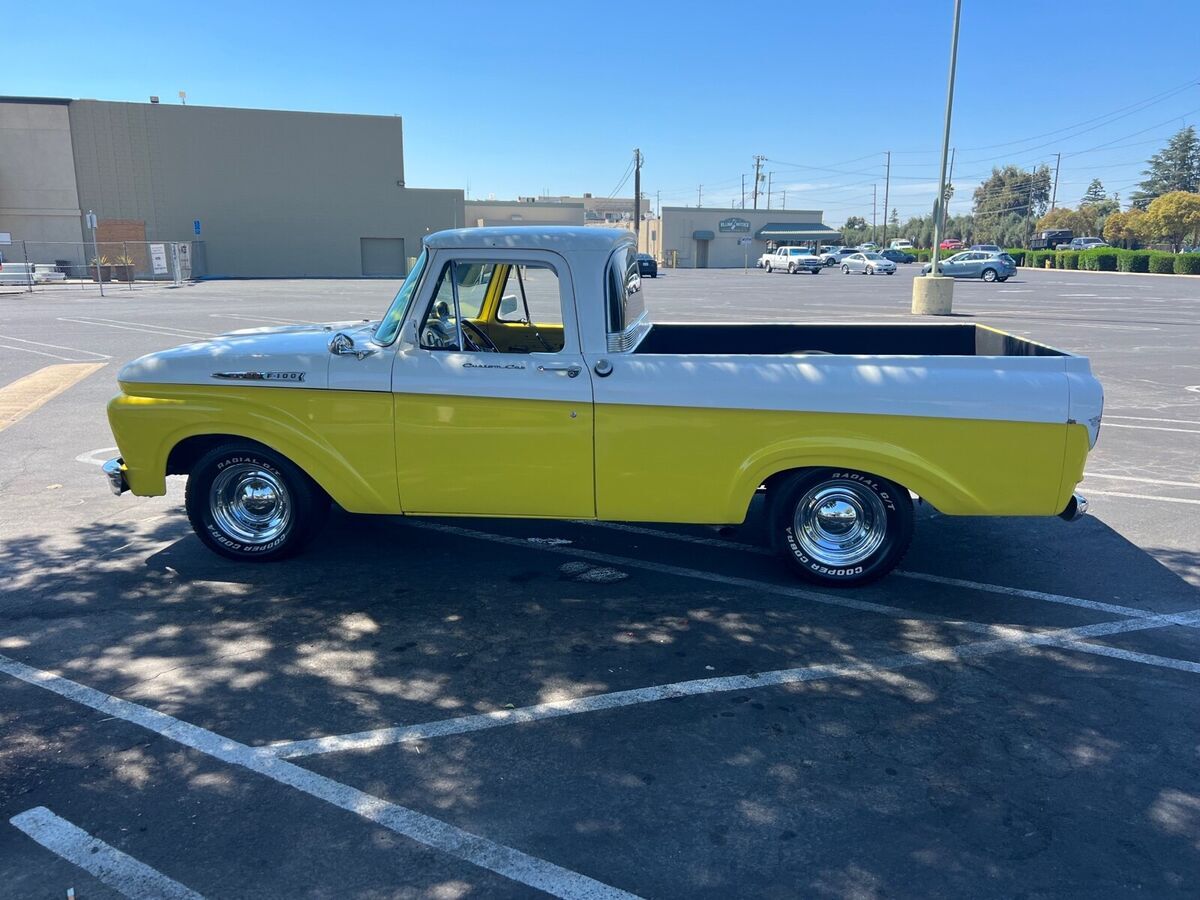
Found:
636,253 -> 658,277
879,248 -> 915,264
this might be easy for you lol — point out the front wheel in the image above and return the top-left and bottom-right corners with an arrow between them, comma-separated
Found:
982,268 -> 998,282
788,263 -> 796,274
185,443 -> 329,561
866,267 -> 875,275
771,468 -> 914,587
810,268 -> 821,274
842,265 -> 850,274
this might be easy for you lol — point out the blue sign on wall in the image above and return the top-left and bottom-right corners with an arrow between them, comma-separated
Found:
193,220 -> 201,235
718,217 -> 751,233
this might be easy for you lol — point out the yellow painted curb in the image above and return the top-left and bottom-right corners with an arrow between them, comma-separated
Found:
0,363 -> 107,433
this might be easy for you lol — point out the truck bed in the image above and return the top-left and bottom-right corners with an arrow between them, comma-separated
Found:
632,323 -> 1064,357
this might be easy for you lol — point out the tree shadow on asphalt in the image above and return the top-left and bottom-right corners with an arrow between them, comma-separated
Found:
2,506 -> 1199,897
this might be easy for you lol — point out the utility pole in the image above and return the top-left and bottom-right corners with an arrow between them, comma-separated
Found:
752,155 -> 766,209
632,148 -> 643,240
766,172 -> 773,210
940,147 -> 955,238
881,151 -> 891,247
928,0 -> 963,279
1050,151 -> 1061,209
782,189 -> 786,210
741,174 -> 746,209
872,184 -> 878,243
656,190 -> 661,217
698,184 -> 703,207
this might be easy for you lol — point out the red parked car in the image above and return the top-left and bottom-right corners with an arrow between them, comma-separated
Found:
939,238 -> 964,250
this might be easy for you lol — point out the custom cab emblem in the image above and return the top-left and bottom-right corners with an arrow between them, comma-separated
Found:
212,371 -> 306,382
463,362 -> 526,370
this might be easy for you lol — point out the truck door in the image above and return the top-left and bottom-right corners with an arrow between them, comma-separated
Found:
390,249 -> 596,518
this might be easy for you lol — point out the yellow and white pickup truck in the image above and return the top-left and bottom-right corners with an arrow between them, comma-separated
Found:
105,226 -> 1103,587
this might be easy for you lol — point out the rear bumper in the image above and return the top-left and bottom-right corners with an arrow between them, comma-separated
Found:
102,457 -> 129,496
1058,492 -> 1088,522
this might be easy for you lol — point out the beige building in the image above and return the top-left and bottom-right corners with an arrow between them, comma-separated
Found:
465,199 -> 584,227
536,193 -> 644,224
1,96 -> 465,277
658,206 -> 840,268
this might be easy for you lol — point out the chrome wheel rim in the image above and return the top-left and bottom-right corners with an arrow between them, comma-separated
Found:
210,464 -> 291,545
793,480 -> 887,567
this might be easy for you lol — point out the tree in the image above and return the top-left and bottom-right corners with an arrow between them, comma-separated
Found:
973,165 -> 1052,221
1130,126 -> 1200,209
1036,206 -> 1083,233
844,215 -> 867,230
1102,209 -> 1148,248
888,208 -> 899,231
840,216 -> 870,245
1144,191 -> 1200,251
1081,179 -> 1107,205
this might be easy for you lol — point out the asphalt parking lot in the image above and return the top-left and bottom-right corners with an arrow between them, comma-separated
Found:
2,264 -> 1199,898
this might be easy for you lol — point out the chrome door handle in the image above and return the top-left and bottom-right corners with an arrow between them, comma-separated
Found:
537,364 -> 582,378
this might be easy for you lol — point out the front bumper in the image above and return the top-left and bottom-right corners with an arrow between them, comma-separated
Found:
103,457 -> 129,496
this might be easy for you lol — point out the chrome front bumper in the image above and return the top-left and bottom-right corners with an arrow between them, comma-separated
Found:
1059,492 -> 1088,522
103,457 -> 129,496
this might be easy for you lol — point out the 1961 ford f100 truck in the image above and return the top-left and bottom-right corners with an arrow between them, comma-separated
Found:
105,226 -> 1102,587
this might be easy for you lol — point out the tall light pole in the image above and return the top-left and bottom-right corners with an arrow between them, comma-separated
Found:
915,0 -> 962,316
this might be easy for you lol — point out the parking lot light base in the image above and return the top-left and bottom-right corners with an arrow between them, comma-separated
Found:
912,274 -> 954,316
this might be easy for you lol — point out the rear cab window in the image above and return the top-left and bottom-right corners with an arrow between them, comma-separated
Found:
605,243 -> 648,352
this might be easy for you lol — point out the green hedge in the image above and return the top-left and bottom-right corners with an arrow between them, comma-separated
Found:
1056,250 -> 1080,270
1117,250 -> 1151,273
1149,252 -> 1175,274
1175,253 -> 1200,275
1004,248 -> 1026,265
1078,249 -> 1119,271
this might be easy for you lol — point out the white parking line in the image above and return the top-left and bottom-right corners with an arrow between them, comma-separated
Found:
0,334 -> 111,361
0,656 -> 639,900
57,316 -> 214,340
209,314 -> 315,325
1087,489 -> 1200,506
263,609 -> 1200,759
574,521 -> 1199,627
10,806 -> 205,900
1084,472 -> 1200,489
1106,415 -> 1200,426
1103,423 -> 1200,435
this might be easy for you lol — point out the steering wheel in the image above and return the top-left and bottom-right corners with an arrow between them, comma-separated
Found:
461,319 -> 498,353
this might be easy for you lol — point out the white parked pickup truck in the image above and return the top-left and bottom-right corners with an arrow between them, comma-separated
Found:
763,247 -> 823,274
105,227 -> 1102,587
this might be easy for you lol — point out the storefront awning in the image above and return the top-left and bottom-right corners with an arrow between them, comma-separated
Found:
692,230 -> 715,240
755,223 -> 841,241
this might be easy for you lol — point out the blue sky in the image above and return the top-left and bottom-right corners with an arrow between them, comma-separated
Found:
8,1 -> 1198,226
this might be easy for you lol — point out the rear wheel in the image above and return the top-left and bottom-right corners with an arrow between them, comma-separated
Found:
184,443 -> 329,561
982,268 -> 998,282
771,468 -> 913,587
765,263 -> 773,273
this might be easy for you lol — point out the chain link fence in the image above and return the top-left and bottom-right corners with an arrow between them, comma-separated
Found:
0,240 -> 205,293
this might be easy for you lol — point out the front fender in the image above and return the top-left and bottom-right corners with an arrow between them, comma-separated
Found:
107,384 -> 400,514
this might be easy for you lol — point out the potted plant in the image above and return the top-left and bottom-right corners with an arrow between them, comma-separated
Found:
91,255 -> 112,282
111,254 -> 136,282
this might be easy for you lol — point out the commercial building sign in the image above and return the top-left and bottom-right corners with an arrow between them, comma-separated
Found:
718,217 -> 751,233
150,243 -> 168,275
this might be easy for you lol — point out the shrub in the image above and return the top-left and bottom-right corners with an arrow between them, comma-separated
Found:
912,249 -> 932,262
1057,251 -> 1080,270
1149,253 -> 1175,274
1079,249 -> 1119,271
1027,250 -> 1055,268
1117,250 -> 1151,273
1175,253 -> 1200,275
1003,248 -> 1026,265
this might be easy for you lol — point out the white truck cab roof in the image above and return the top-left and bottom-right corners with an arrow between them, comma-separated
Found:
424,226 -> 633,253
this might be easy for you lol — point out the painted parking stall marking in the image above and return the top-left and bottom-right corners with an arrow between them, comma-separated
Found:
0,363 -> 107,433
0,655 -> 641,900
9,807 -> 205,900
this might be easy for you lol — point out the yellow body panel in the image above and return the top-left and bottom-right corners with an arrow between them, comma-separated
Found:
393,393 -> 595,517
108,384 -> 400,514
594,404 -> 1087,523
110,385 -> 1089,525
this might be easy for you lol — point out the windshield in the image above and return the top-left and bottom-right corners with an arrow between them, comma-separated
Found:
863,252 -> 883,260
374,250 -> 428,344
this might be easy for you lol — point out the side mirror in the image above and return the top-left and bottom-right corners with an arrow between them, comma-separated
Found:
499,295 -> 519,317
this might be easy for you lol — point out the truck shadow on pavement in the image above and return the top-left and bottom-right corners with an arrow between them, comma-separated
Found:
2,509 -> 1199,897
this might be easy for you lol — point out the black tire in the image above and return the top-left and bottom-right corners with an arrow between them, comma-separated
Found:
982,268 -> 998,282
887,270 -> 895,275
184,443 -> 329,561
765,263 -> 773,273
824,258 -> 835,267
996,275 -> 1007,282
788,263 -> 796,274
866,267 -> 874,275
770,468 -> 913,587
842,265 -> 850,274
811,268 -> 821,274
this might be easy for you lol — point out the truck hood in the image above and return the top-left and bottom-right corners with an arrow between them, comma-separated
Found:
118,320 -> 376,389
